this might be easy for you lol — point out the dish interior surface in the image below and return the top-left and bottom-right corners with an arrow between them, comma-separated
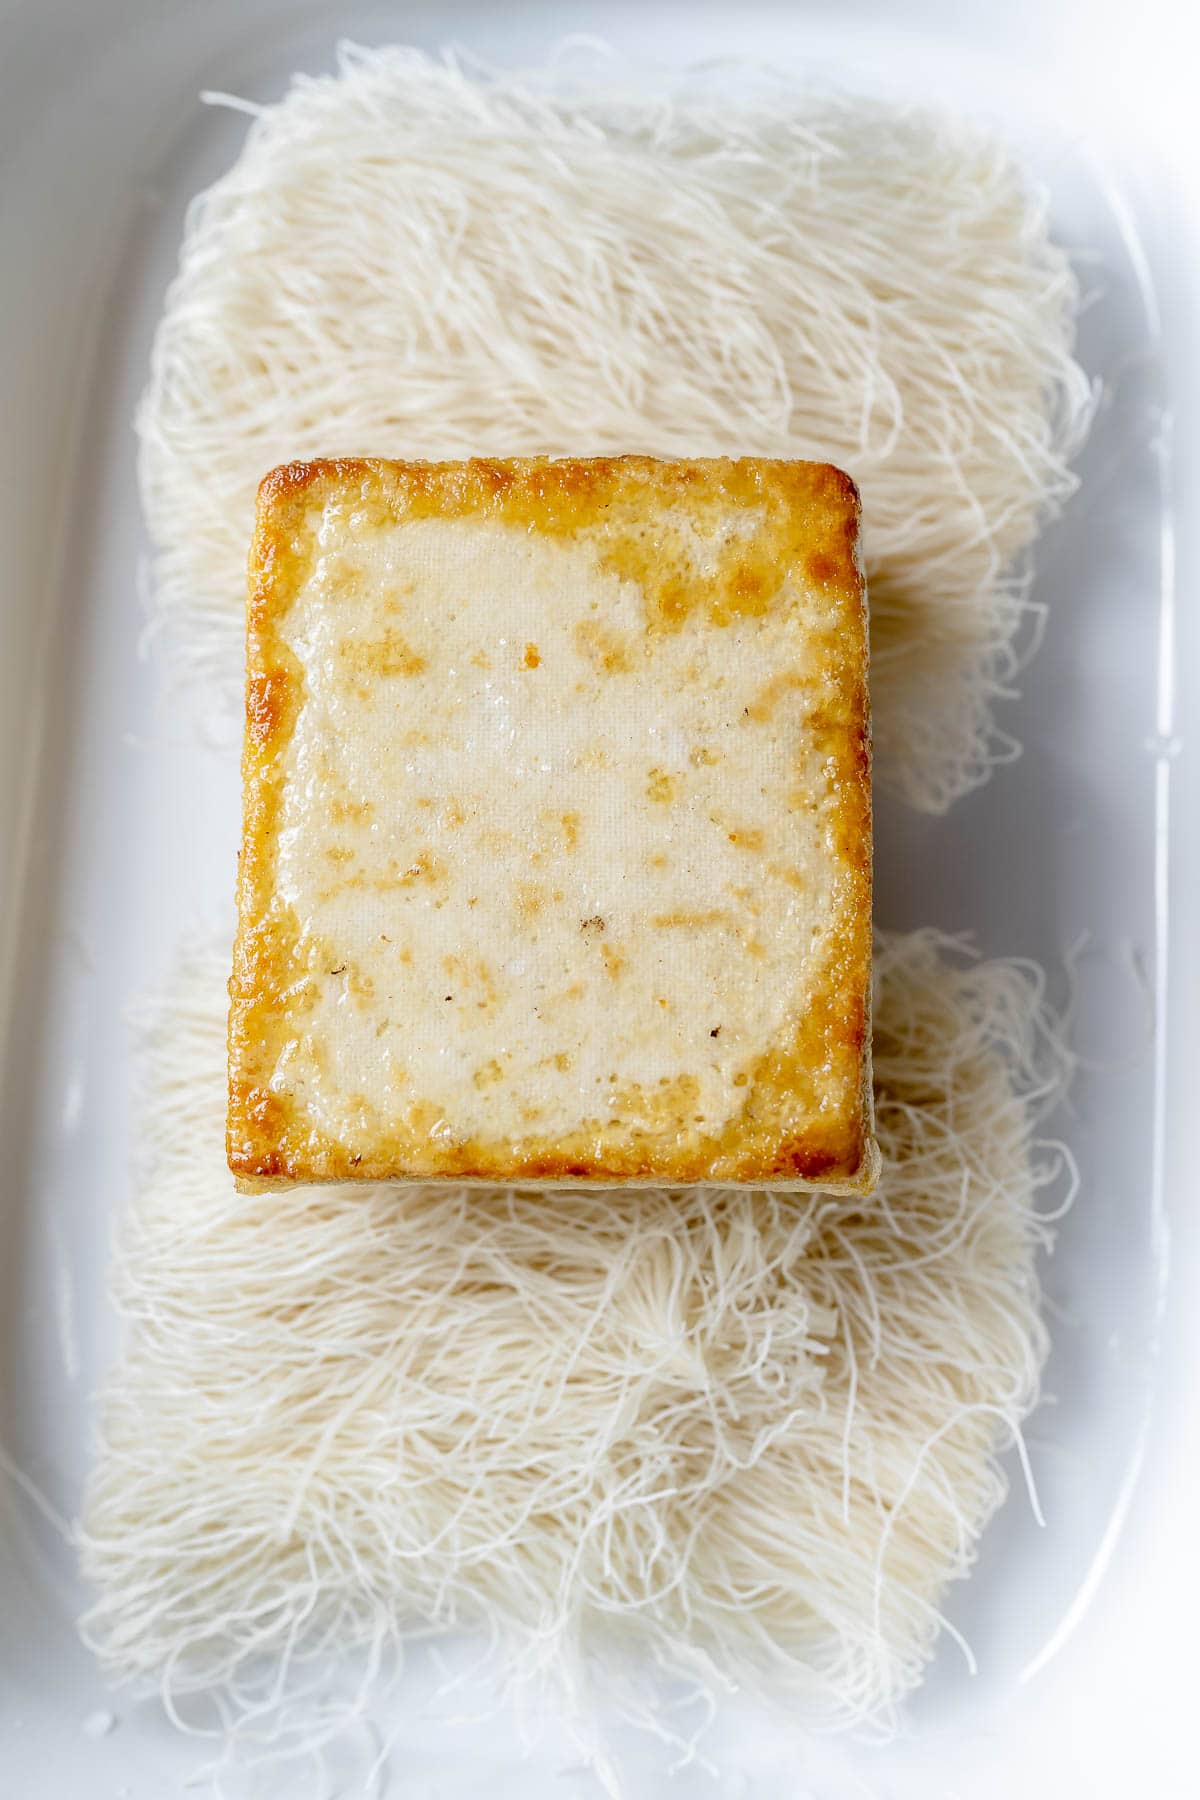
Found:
0,3 -> 1182,1795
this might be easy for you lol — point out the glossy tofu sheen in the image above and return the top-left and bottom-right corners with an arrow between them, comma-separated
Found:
228,455 -> 878,1191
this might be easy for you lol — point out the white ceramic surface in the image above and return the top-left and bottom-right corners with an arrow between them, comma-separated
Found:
1,2 -> 1196,1795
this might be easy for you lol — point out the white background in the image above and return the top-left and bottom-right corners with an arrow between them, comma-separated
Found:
0,2 -> 1196,1795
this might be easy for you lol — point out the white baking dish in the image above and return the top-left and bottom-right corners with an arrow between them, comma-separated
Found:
1,1 -> 1196,1794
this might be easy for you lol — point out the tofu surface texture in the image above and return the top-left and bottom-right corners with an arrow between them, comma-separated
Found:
228,455 -> 878,1193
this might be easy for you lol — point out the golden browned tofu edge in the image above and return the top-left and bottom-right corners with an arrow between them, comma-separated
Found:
226,454 -> 877,1194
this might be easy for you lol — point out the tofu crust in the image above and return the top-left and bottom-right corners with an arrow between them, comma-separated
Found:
228,455 -> 878,1192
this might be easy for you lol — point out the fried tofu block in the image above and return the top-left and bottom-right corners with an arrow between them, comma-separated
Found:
228,455 -> 877,1192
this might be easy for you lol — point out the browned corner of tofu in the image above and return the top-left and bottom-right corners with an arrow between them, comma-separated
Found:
255,457 -> 353,512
